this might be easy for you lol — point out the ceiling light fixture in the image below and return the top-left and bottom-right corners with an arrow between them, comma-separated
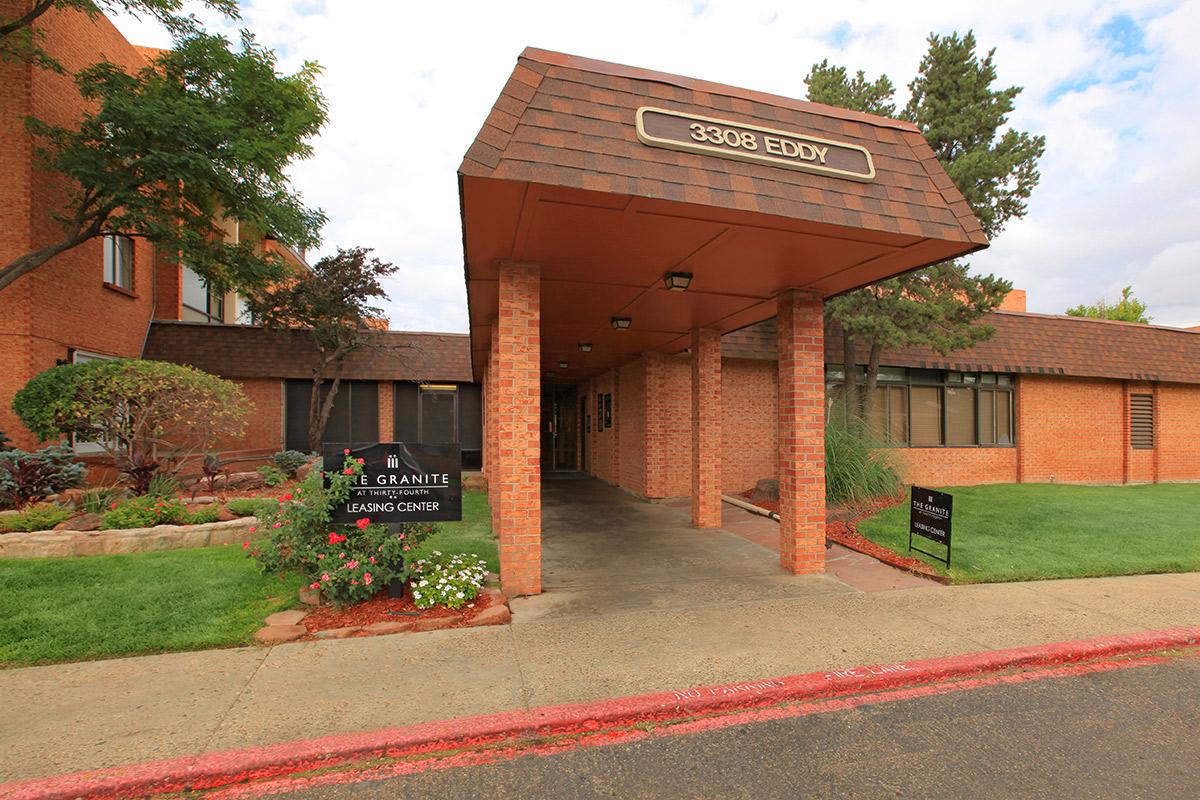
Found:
578,342 -> 593,352
558,361 -> 568,369
611,316 -> 632,330
663,271 -> 693,291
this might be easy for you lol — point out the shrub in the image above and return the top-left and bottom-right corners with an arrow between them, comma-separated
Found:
256,464 -> 288,487
185,505 -> 222,525
146,472 -> 182,499
248,452 -> 437,608
409,552 -> 490,610
101,494 -> 187,529
227,498 -> 278,518
78,486 -> 125,514
12,359 -> 250,492
0,504 -> 72,532
272,450 -> 310,478
0,444 -> 86,509
825,408 -> 902,507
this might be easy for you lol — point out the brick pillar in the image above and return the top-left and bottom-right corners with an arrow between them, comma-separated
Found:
777,290 -> 825,574
494,263 -> 541,596
611,368 -> 621,487
691,328 -> 722,528
378,381 -> 394,442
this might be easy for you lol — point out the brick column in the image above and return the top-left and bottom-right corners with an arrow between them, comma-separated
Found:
691,328 -> 722,528
378,381 -> 394,442
494,263 -> 541,596
777,290 -> 825,574
643,352 -> 669,499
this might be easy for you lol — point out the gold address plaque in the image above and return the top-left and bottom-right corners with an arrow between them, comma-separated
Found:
635,106 -> 875,182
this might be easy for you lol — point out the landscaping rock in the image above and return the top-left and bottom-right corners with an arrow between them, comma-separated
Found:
56,488 -> 89,507
216,507 -> 236,522
480,587 -> 507,604
298,586 -> 326,606
750,478 -> 780,504
462,473 -> 488,491
265,609 -> 308,627
468,605 -> 511,626
364,620 -> 415,635
225,471 -> 265,490
313,626 -> 362,639
413,614 -> 463,632
295,457 -> 321,481
190,496 -> 218,505
484,571 -> 501,587
55,512 -> 102,532
254,624 -> 307,645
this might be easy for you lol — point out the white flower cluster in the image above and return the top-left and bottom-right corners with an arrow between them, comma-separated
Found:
409,552 -> 490,610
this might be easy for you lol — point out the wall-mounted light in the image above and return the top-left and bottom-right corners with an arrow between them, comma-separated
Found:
578,342 -> 593,352
558,361 -> 568,369
611,316 -> 632,330
663,271 -> 693,291
544,371 -> 556,378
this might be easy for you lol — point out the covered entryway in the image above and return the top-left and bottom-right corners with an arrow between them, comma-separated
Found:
461,49 -> 988,596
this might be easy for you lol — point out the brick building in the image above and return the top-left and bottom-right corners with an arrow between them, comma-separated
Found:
5,11 -> 1198,597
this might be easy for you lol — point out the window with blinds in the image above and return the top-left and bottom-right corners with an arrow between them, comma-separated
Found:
1130,393 -> 1154,449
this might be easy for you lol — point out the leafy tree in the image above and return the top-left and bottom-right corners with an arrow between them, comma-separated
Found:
0,0 -> 235,71
247,247 -> 399,450
12,359 -> 250,491
1066,286 -> 1151,324
807,31 -> 1043,415
0,23 -> 327,293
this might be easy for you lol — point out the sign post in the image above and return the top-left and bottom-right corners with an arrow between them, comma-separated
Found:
323,442 -> 463,524
908,486 -> 953,568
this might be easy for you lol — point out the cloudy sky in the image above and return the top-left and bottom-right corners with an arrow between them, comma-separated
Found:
112,0 -> 1200,330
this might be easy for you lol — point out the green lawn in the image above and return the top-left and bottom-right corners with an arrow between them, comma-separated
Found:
411,490 -> 497,572
0,490 -> 495,667
0,546 -> 300,667
857,483 -> 1200,584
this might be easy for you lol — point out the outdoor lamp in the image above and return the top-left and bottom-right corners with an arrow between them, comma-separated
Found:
611,316 -> 632,330
663,271 -> 693,291
578,342 -> 593,352
558,361 -> 568,369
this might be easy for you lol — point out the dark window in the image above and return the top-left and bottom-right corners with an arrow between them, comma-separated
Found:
102,234 -> 133,290
825,367 -> 1016,448
1130,393 -> 1154,449
392,382 -> 483,469
182,265 -> 224,323
284,380 -> 379,451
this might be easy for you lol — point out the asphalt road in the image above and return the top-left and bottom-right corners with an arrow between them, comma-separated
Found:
273,655 -> 1200,799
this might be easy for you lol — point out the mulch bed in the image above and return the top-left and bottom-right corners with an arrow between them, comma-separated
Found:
301,588 -> 498,636
735,489 -> 948,583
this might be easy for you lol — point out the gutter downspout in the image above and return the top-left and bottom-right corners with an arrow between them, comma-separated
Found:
139,247 -> 158,357
721,493 -> 779,521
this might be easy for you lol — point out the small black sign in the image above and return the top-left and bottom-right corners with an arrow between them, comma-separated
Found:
909,486 -> 953,567
324,442 -> 462,524
604,393 -> 613,429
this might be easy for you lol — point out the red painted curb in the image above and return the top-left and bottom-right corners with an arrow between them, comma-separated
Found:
6,625 -> 1198,800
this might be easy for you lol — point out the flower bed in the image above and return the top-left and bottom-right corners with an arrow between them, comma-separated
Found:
302,588 -> 504,635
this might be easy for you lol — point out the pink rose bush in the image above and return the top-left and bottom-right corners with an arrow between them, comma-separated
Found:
246,453 -> 437,607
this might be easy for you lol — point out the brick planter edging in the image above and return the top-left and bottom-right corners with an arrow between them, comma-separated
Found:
0,517 -> 259,559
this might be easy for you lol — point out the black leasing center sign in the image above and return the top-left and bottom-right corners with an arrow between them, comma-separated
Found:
324,442 -> 462,524
908,486 -> 953,567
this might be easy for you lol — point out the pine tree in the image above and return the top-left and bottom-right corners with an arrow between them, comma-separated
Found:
806,32 -> 1044,416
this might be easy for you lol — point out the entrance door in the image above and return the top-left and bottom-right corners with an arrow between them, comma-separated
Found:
541,384 -> 578,472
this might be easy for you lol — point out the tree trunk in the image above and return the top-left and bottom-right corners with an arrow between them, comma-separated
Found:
862,339 -> 883,422
307,373 -> 342,452
841,324 -> 859,418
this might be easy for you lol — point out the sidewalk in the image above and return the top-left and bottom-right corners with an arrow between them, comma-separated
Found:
3,569 -> 1198,783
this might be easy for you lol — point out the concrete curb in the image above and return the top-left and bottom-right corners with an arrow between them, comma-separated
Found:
6,626 -> 1198,800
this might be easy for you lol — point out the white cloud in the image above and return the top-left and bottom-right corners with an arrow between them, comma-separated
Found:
111,0 -> 1200,331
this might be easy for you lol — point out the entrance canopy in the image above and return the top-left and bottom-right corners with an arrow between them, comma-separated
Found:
459,48 -> 988,382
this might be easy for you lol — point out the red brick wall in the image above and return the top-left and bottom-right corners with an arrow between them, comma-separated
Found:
900,447 -> 1018,487
587,372 -> 618,486
210,378 -> 281,455
1018,375 -> 1125,484
617,360 -> 646,497
0,5 -> 157,449
1159,382 -> 1200,482
721,358 -> 778,494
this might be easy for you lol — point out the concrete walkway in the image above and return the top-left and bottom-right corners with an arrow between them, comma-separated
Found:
2,482 -> 1198,782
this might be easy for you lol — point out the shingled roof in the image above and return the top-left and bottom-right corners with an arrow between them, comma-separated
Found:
143,322 -> 473,383
460,47 -> 989,247
723,312 -> 1200,385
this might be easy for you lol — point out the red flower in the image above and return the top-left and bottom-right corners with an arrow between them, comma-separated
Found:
343,467 -> 354,475
355,517 -> 370,530
356,458 -> 365,465
242,541 -> 250,549
328,531 -> 347,545
309,582 -> 320,590
343,448 -> 351,455
110,501 -> 119,510
279,493 -> 293,502
363,572 -> 373,586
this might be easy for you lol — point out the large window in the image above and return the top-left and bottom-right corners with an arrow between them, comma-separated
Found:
182,265 -> 225,323
827,367 -> 1015,448
102,234 -> 134,291
394,382 -> 484,469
